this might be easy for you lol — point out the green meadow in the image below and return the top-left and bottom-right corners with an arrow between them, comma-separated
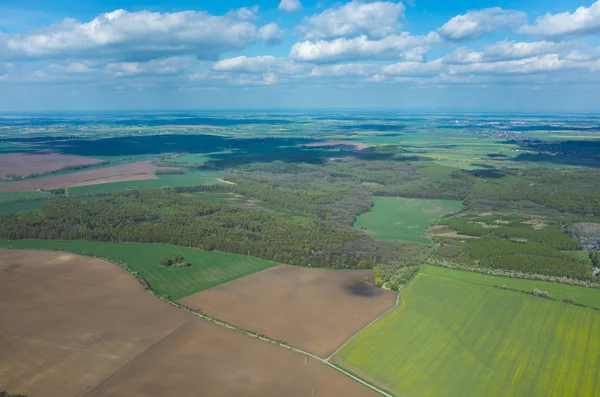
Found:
67,170 -> 224,195
0,200 -> 46,214
0,190 -> 52,203
354,197 -> 462,243
334,268 -> 600,397
0,240 -> 276,299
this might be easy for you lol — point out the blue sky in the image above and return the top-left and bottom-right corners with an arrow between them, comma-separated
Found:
0,0 -> 599,111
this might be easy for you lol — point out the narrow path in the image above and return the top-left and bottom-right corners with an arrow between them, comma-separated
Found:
326,289 -> 401,361
3,247 -> 396,397
166,299 -> 396,397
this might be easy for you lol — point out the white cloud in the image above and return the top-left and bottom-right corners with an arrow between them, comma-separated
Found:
278,0 -> 303,13
227,6 -> 260,21
301,1 -> 405,40
444,41 -> 562,64
213,56 -> 303,75
258,23 -> 286,45
290,32 -> 440,63
447,55 -> 571,76
310,63 -> 380,77
0,9 -> 258,61
519,1 -> 600,39
439,7 -> 527,41
105,57 -> 195,77
383,59 -> 445,77
262,73 -> 278,85
65,62 -> 94,73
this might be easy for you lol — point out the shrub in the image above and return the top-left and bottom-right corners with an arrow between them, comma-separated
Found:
532,288 -> 551,299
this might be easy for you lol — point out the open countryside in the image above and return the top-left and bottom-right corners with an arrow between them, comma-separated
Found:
0,240 -> 276,299
0,250 -> 381,397
334,268 -> 600,397
355,197 -> 463,243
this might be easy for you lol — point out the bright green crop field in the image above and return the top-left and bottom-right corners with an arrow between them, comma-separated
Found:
0,240 -> 276,299
334,269 -> 600,397
354,197 -> 463,243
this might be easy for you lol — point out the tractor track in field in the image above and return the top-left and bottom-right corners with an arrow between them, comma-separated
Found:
3,246 -> 397,397
165,298 -> 396,397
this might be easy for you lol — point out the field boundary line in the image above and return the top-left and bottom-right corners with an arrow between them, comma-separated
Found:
167,299 -> 395,397
326,285 -> 401,361
1,246 -> 395,397
81,319 -> 193,397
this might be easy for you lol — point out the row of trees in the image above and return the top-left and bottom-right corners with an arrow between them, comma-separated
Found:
0,189 -> 379,268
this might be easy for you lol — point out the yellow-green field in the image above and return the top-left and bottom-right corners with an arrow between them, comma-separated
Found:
333,268 -> 600,397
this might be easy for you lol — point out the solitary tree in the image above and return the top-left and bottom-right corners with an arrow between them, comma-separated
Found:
160,257 -> 171,267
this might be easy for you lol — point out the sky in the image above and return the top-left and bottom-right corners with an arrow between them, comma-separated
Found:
0,0 -> 600,112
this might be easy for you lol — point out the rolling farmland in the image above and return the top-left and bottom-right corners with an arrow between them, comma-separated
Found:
334,269 -> 600,397
0,240 -> 276,299
0,249 -> 190,397
354,197 -> 463,243
179,264 -> 398,358
0,249 -> 381,397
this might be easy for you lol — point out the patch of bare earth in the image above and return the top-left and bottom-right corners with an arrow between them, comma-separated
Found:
299,140 -> 372,151
0,250 -> 381,397
216,178 -> 236,185
0,152 -> 103,179
84,320 -> 380,397
428,226 -> 479,239
521,218 -> 548,229
0,249 -> 190,397
178,264 -> 397,358
0,161 -> 158,192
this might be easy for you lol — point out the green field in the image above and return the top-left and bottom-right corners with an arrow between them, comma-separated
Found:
421,265 -> 600,310
67,170 -> 224,195
168,151 -> 234,164
354,197 -> 463,243
0,190 -> 53,203
0,200 -> 46,214
0,240 -> 276,299
334,269 -> 600,397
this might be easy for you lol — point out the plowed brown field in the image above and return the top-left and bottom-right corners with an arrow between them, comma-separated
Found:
0,152 -> 103,179
84,320 -> 381,397
0,250 -> 383,397
179,264 -> 398,358
0,161 -> 158,192
0,249 -> 190,397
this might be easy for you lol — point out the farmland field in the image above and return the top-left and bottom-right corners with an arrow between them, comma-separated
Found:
421,265 -> 600,310
333,269 -> 600,397
0,249 -> 379,397
67,169 -> 224,195
84,319 -> 381,397
0,161 -> 159,192
0,199 -> 46,213
0,249 -> 191,397
179,264 -> 398,358
0,240 -> 276,299
0,152 -> 103,179
0,190 -> 52,203
355,197 -> 463,243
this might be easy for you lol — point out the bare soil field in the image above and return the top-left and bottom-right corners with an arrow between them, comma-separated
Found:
0,250 -> 380,397
179,264 -> 397,358
84,319 -> 381,397
299,140 -> 372,151
0,161 -> 158,192
0,249 -> 190,397
0,152 -> 103,179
